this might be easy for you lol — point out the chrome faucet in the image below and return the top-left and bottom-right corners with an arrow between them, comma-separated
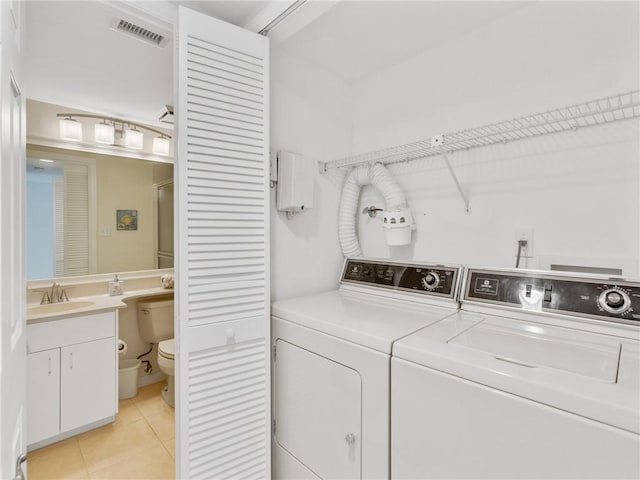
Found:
49,282 -> 69,303
50,282 -> 60,303
32,282 -> 70,305
34,290 -> 51,305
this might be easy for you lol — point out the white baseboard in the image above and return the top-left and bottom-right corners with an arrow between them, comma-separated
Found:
28,416 -> 114,451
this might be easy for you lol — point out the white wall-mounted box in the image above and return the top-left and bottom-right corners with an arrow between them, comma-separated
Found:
276,151 -> 314,214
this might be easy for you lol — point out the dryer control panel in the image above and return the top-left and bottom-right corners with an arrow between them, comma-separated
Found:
464,268 -> 640,326
342,259 -> 460,299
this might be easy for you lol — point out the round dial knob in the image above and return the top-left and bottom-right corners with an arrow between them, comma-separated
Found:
598,288 -> 630,314
421,272 -> 440,290
605,292 -> 624,308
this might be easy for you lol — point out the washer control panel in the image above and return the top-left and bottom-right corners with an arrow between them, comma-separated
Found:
464,268 -> 640,325
342,259 -> 460,299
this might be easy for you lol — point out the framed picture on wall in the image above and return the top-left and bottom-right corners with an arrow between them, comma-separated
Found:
117,209 -> 138,231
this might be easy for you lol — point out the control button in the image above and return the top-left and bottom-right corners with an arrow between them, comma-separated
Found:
598,288 -> 631,314
421,272 -> 440,290
525,284 -> 532,298
605,291 -> 624,308
544,284 -> 552,302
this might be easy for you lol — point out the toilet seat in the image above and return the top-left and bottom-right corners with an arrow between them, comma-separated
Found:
158,338 -> 175,360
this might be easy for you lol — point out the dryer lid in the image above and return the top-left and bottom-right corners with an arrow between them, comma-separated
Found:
272,290 -> 458,354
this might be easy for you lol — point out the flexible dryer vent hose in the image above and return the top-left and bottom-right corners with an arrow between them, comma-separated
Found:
338,163 -> 408,257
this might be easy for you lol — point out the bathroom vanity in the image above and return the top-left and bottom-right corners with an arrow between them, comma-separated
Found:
27,310 -> 117,447
25,271 -> 174,450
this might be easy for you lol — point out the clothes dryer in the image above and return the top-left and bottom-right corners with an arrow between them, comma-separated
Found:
271,258 -> 462,479
392,266 -> 640,479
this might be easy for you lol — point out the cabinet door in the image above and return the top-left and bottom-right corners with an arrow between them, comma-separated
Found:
274,340 -> 362,479
60,337 -> 116,432
27,349 -> 60,445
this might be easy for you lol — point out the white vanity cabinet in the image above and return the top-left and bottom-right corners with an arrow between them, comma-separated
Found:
27,311 -> 117,447
27,348 -> 61,444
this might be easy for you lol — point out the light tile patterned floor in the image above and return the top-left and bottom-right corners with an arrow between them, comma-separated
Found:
28,382 -> 175,480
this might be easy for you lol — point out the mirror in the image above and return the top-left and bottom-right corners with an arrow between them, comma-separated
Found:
26,145 -> 173,280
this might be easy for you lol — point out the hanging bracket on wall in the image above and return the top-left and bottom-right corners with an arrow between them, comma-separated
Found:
441,153 -> 470,214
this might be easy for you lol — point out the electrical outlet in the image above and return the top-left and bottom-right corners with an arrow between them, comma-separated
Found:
515,228 -> 534,258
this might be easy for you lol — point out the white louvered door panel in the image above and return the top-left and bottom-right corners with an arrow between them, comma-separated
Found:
176,7 -> 270,479
63,163 -> 89,276
53,176 -> 64,276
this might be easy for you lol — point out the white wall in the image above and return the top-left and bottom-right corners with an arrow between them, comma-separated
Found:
269,1 -> 640,303
270,49 -> 352,301
96,155 -> 156,274
349,1 -> 640,274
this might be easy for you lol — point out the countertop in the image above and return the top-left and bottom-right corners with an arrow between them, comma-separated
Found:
26,287 -> 174,324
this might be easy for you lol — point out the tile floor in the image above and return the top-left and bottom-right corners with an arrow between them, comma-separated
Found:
27,382 -> 175,480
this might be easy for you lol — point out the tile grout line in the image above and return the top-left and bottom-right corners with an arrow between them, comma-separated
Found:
31,383 -> 172,480
74,436 -> 92,480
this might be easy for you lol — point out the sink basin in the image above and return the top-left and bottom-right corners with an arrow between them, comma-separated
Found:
28,301 -> 95,315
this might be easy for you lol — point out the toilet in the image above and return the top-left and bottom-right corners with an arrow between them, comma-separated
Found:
157,339 -> 175,407
137,297 -> 175,407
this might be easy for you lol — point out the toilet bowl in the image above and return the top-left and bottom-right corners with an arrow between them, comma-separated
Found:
137,297 -> 175,407
157,339 -> 175,407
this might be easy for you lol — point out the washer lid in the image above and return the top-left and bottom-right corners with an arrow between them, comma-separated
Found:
159,338 -> 175,359
271,290 -> 458,354
393,311 -> 640,433
447,317 -> 621,382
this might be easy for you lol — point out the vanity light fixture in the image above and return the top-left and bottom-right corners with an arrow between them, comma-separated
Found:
56,113 -> 172,156
152,136 -> 170,156
95,121 -> 115,145
59,117 -> 83,142
125,127 -> 144,150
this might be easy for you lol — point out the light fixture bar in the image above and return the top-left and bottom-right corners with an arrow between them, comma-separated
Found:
56,113 -> 172,139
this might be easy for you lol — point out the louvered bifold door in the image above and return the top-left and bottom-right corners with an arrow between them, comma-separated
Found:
62,163 -> 89,276
175,7 -> 270,480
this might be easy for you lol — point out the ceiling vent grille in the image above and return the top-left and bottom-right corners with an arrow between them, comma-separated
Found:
113,19 -> 167,47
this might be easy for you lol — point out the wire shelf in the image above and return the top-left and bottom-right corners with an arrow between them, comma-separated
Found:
322,90 -> 640,172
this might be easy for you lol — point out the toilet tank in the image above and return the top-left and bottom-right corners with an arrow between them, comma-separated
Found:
137,297 -> 174,343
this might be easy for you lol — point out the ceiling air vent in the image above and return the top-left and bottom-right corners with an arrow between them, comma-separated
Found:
112,19 -> 167,47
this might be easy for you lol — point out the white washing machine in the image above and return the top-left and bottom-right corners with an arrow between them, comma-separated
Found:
392,266 -> 640,479
271,258 -> 462,479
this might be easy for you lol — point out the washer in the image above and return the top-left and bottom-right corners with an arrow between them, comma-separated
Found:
392,266 -> 640,479
271,258 -> 462,479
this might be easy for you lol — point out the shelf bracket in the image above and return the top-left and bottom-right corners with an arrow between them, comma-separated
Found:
442,153 -> 470,214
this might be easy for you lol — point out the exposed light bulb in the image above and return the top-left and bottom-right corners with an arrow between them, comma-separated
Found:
95,122 -> 115,144
59,118 -> 83,142
152,136 -> 171,156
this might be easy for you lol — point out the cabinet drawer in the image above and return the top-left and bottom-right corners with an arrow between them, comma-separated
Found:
28,311 -> 116,353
